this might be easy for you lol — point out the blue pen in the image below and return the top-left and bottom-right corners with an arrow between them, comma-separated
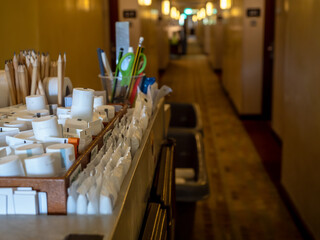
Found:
97,48 -> 105,77
140,77 -> 156,94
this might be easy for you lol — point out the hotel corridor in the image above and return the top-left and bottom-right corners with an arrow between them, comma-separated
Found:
160,37 -> 303,240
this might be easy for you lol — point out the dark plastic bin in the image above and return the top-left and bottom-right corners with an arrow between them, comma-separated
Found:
168,131 -> 209,239
169,103 -> 203,133
168,131 -> 209,202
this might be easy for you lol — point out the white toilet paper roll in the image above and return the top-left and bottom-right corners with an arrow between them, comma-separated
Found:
17,115 -> 36,128
71,88 -> 94,122
32,116 -> 62,140
14,130 -> 35,140
26,95 -> 46,111
93,96 -> 104,109
0,155 -> 25,177
15,143 -> 44,160
4,120 -> 28,131
29,109 -> 49,117
12,110 -> 33,118
43,77 -> 73,105
46,143 -> 75,170
24,153 -> 60,177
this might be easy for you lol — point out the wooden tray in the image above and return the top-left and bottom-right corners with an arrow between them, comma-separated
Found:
0,105 -> 127,214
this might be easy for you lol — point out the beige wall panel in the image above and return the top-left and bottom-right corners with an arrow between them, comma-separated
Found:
222,0 -> 265,114
0,0 -> 39,68
204,25 -> 211,55
37,0 -> 107,90
281,1 -> 320,238
140,6 -> 160,80
157,17 -> 170,70
242,0 -> 264,114
222,0 -> 243,112
209,16 -> 224,70
0,0 -> 110,91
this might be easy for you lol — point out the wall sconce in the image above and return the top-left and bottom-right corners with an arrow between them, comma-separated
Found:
220,0 -> 231,10
161,0 -> 170,15
206,2 -> 213,16
200,8 -> 206,19
197,10 -> 201,20
176,10 -> 180,20
179,15 -> 185,25
138,0 -> 152,6
192,15 -> 197,22
170,6 -> 177,19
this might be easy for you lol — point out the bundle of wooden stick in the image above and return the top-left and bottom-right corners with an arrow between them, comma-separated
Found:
4,50 -> 66,106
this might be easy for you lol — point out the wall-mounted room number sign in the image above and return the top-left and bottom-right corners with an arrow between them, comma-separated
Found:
247,8 -> 260,17
123,10 -> 136,18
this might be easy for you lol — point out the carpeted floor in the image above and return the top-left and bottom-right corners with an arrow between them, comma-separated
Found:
160,37 -> 303,240
242,120 -> 282,185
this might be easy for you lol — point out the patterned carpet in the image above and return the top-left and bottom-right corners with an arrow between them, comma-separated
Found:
160,38 -> 303,240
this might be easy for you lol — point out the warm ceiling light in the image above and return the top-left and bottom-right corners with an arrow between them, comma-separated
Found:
200,8 -> 206,19
176,10 -> 180,20
144,0 -> 152,6
206,2 -> 213,16
170,6 -> 177,19
197,10 -> 201,20
138,0 -> 152,6
161,0 -> 170,15
220,0 -> 231,10
192,15 -> 197,22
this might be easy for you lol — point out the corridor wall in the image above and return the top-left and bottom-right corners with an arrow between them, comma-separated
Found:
273,0 -> 320,238
208,14 -> 224,70
0,0 -> 110,90
221,0 -> 265,114
204,25 -> 211,55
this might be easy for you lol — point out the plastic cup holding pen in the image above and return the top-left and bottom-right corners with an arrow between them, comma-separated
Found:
99,73 -> 145,104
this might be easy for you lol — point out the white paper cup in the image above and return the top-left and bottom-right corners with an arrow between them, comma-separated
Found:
93,96 -> 104,109
3,120 -> 28,131
32,116 -> 62,140
15,143 -> 44,160
24,153 -> 60,177
0,155 -> 25,177
71,88 -> 94,122
26,95 -> 46,111
46,143 -> 75,170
